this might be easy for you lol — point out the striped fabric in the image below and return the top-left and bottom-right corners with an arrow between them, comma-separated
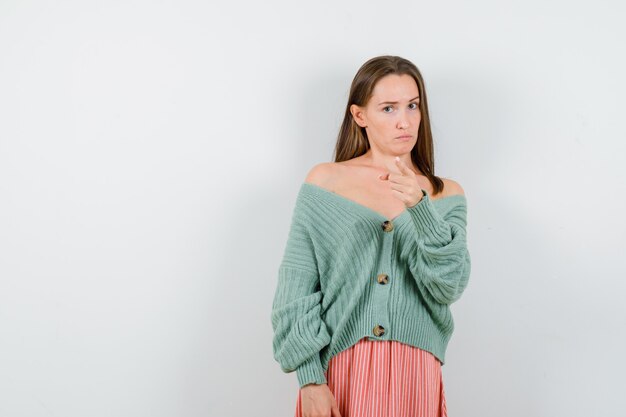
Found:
295,337 -> 447,417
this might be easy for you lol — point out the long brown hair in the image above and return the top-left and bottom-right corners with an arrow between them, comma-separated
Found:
333,55 -> 444,196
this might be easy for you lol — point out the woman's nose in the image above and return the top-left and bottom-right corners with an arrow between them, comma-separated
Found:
397,118 -> 409,129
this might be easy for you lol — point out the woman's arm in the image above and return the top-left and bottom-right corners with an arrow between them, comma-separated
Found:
271,195 -> 331,388
406,189 -> 471,305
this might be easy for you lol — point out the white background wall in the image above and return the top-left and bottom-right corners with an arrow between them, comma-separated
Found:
1,1 -> 625,416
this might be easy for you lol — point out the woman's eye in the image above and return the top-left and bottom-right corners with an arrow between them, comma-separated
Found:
383,106 -> 393,113
409,102 -> 419,109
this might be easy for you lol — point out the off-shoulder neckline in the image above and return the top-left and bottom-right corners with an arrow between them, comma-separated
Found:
300,181 -> 466,223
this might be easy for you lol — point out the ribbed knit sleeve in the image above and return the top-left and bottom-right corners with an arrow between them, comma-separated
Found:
271,196 -> 331,388
406,190 -> 471,305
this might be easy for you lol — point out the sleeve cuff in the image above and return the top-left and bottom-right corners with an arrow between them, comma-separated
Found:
406,189 -> 451,245
296,353 -> 327,388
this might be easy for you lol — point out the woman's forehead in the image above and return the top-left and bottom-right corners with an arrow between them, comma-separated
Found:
371,74 -> 419,102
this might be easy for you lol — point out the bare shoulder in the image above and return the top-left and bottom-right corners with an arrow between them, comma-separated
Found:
304,162 -> 337,187
442,177 -> 466,197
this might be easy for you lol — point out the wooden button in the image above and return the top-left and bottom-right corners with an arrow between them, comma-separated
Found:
373,325 -> 385,337
381,220 -> 394,232
377,273 -> 389,285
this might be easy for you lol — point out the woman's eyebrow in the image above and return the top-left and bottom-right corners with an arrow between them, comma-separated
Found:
377,95 -> 420,105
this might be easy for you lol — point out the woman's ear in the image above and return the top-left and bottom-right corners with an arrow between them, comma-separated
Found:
350,104 -> 367,128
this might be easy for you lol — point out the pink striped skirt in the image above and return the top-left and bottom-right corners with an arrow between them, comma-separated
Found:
295,336 -> 448,417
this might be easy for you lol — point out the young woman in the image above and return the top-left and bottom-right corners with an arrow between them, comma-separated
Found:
271,55 -> 471,417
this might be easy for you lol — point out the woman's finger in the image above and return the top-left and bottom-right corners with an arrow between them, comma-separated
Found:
394,156 -> 414,176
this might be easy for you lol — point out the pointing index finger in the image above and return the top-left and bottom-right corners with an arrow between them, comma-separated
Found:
394,156 -> 411,175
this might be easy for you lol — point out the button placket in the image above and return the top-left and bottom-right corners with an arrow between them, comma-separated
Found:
372,218 -> 395,339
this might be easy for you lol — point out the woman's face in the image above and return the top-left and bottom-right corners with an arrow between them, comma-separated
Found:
351,73 -> 421,153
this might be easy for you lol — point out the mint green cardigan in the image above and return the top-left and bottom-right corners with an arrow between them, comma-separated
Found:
271,182 -> 471,388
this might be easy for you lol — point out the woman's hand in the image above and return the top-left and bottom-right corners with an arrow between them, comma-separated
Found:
378,156 -> 428,208
300,383 -> 342,417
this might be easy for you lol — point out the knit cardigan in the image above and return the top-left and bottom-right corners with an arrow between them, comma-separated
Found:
271,181 -> 471,388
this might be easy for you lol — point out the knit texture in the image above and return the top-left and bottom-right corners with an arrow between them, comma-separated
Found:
271,182 -> 471,388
